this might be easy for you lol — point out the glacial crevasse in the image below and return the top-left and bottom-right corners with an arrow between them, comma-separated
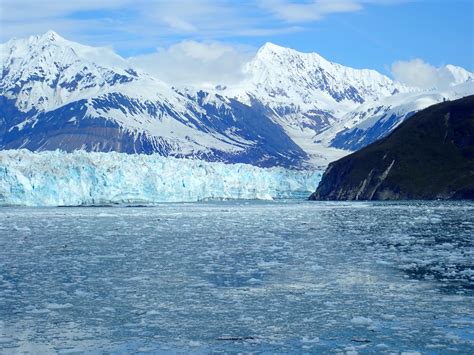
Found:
0,150 -> 322,206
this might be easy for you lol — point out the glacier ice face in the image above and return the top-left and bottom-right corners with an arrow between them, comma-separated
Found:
0,150 -> 322,206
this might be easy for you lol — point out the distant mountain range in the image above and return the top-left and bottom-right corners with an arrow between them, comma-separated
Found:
1,31 -> 473,168
310,95 -> 474,200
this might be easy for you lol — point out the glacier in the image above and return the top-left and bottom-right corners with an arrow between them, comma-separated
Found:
0,150 -> 322,206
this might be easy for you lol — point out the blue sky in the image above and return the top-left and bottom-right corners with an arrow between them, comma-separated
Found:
1,0 -> 473,82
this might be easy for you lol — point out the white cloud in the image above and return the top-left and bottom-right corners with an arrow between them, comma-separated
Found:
161,17 -> 197,33
130,41 -> 255,87
0,0 -> 132,43
259,0 -> 363,22
0,0 -> 128,21
0,0 -> 295,42
0,0 -> 407,45
391,59 -> 459,89
258,0 -> 406,23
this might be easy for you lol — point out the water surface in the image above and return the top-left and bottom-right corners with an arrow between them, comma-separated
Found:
0,201 -> 473,353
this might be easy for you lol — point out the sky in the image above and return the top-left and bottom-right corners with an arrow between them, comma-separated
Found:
1,0 -> 473,87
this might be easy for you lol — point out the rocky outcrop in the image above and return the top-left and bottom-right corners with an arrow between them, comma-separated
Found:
310,95 -> 474,200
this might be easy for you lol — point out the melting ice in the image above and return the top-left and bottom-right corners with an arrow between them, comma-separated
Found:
0,201 -> 473,353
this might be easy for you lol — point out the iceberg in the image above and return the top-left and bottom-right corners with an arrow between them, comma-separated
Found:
0,150 -> 322,206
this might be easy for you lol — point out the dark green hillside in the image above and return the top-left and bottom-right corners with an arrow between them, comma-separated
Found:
310,95 -> 474,200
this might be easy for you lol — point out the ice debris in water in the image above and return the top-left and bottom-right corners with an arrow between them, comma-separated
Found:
0,150 -> 322,206
350,316 -> 373,326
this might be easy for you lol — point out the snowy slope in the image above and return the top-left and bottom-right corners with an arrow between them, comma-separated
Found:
0,150 -> 322,206
326,81 -> 474,151
1,31 -> 473,169
0,32 -> 307,168
0,30 -> 146,112
445,65 -> 474,85
237,42 -> 407,112
219,43 -> 410,164
220,43 -> 474,160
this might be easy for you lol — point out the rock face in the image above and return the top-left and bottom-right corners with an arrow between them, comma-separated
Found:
310,96 -> 474,200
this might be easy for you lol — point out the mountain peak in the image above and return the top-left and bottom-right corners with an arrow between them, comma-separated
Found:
255,41 -> 328,66
259,42 -> 285,52
38,30 -> 63,42
244,40 -> 410,114
257,42 -> 294,57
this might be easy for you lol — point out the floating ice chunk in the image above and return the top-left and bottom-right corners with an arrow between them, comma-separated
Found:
74,289 -> 91,297
146,310 -> 160,316
12,225 -> 31,232
441,295 -> 466,302
46,303 -> 73,310
301,336 -> 319,343
26,308 -> 50,314
444,332 -> 461,341
344,346 -> 358,355
351,316 -> 373,326
380,314 -> 396,321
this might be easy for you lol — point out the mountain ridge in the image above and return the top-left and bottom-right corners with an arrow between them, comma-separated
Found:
310,95 -> 474,200
1,31 -> 473,168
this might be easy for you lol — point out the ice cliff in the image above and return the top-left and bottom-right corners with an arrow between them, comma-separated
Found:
0,150 -> 322,206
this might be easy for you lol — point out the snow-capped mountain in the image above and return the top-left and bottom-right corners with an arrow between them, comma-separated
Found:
0,30 -> 142,112
0,31 -> 307,168
444,65 -> 474,85
236,42 -> 408,112
325,80 -> 474,151
224,43 -> 473,159
217,42 -> 413,164
1,31 -> 473,168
